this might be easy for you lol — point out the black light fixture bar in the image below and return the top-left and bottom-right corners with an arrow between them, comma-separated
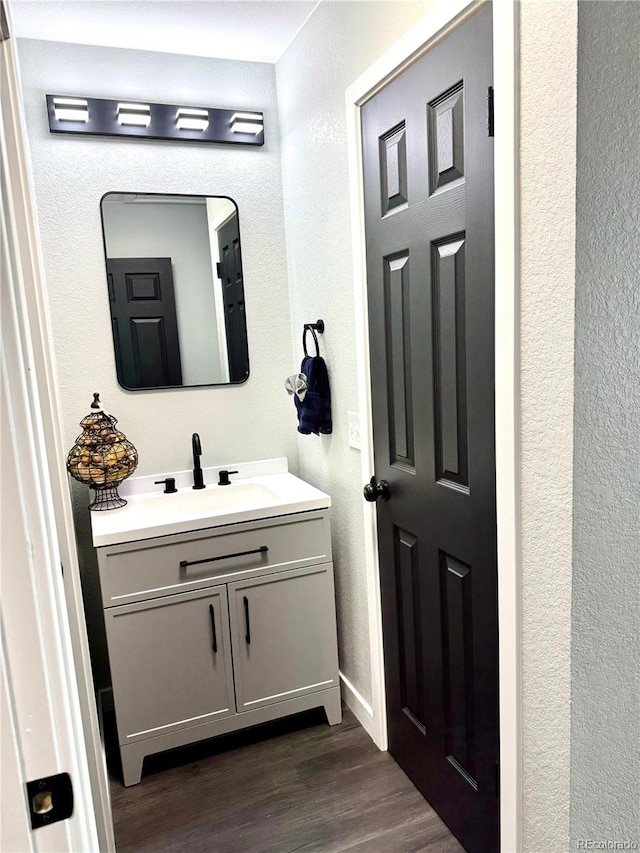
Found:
46,95 -> 264,146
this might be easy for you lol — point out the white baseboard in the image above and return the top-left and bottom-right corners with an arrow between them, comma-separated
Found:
339,671 -> 380,746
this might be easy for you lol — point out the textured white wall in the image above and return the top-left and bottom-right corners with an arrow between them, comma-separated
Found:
276,1 -> 435,706
572,2 -> 640,845
519,2 -> 577,850
17,40 -> 295,470
17,39 -> 297,686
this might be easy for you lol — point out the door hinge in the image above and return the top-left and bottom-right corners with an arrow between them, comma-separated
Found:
216,262 -> 223,279
487,86 -> 494,138
26,773 -> 74,830
495,761 -> 500,798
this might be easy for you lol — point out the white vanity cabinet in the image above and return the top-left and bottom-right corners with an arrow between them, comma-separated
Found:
96,510 -> 341,786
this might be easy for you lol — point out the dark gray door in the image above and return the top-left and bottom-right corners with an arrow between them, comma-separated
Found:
217,212 -> 249,382
107,256 -> 183,389
361,6 -> 498,852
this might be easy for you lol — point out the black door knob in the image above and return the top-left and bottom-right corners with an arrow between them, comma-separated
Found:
363,476 -> 390,502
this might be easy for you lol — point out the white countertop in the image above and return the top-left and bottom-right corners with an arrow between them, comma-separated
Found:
90,459 -> 331,548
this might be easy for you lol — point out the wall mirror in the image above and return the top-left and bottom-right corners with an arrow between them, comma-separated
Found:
100,192 -> 249,390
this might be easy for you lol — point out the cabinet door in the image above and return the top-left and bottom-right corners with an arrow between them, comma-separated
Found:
229,564 -> 339,712
104,585 -> 235,744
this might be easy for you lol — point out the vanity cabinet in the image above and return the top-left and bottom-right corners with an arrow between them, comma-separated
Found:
97,510 -> 341,786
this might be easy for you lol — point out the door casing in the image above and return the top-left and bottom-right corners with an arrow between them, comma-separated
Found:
345,2 -> 520,850
1,7 -> 105,847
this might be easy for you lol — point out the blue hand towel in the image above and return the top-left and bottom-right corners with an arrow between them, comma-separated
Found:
294,355 -> 332,435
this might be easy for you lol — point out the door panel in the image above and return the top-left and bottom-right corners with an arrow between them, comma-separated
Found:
229,565 -> 339,712
384,252 -> 415,469
105,585 -> 235,744
433,235 -> 468,488
362,6 -> 498,852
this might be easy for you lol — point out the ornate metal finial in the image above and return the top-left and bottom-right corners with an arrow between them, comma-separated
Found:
91,392 -> 101,409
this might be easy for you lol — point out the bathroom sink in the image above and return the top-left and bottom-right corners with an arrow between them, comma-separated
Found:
90,460 -> 331,547
140,481 -> 279,519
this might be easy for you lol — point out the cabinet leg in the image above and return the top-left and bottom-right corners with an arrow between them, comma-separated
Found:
120,744 -> 145,787
323,687 -> 343,726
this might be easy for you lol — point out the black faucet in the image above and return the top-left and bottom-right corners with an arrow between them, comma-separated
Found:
192,433 -> 205,489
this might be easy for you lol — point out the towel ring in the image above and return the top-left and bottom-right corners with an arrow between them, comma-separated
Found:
303,326 -> 319,357
303,320 -> 324,357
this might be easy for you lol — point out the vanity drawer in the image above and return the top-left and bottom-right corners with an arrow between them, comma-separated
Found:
97,511 -> 331,606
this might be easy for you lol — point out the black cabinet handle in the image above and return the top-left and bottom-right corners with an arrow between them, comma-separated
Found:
208,603 -> 217,654
180,545 -> 268,569
243,596 -> 251,645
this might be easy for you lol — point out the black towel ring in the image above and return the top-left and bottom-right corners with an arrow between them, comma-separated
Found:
303,320 -> 325,357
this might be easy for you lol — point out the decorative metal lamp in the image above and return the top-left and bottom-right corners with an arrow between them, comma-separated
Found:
67,393 -> 138,510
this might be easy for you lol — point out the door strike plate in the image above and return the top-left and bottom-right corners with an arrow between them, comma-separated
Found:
26,772 -> 74,829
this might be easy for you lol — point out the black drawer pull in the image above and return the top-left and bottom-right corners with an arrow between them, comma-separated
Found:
179,545 -> 268,569
243,596 -> 251,645
208,603 -> 217,654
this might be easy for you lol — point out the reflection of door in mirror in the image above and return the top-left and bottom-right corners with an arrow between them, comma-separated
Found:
216,208 -> 249,382
100,193 -> 250,390
107,257 -> 183,388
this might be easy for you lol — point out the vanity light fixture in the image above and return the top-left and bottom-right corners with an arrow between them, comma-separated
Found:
52,97 -> 89,122
176,107 -> 209,131
117,102 -> 151,127
46,95 -> 264,146
230,111 -> 264,135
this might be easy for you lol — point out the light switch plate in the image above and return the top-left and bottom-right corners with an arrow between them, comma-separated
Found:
348,411 -> 361,450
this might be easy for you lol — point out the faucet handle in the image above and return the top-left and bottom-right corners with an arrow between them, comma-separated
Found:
154,477 -> 177,494
218,470 -> 238,486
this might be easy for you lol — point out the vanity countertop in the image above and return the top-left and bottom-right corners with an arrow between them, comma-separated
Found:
90,459 -> 330,548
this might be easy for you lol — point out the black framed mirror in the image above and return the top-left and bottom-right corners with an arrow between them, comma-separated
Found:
100,192 -> 249,390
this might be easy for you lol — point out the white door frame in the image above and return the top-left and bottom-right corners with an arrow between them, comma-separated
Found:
345,2 -> 520,850
1,31 -> 100,853
1,3 -> 115,849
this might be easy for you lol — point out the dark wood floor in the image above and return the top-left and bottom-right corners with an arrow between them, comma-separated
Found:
107,707 -> 465,853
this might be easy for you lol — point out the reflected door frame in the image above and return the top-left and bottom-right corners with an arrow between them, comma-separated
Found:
345,1 -> 520,850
